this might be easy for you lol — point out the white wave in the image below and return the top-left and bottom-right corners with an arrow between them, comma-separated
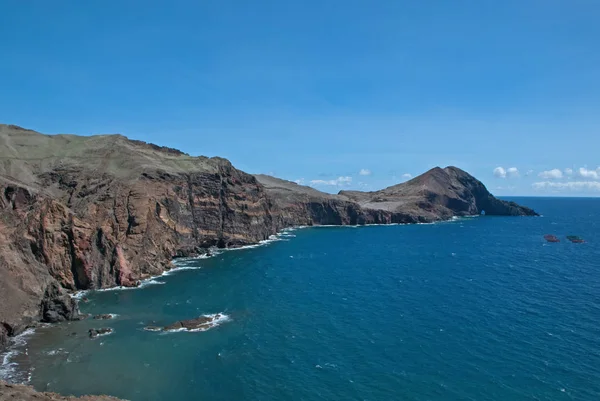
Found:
162,313 -> 231,334
93,313 -> 119,320
96,279 -> 165,293
171,249 -> 221,267
70,290 -> 89,300
142,327 -> 162,332
90,329 -> 113,338
136,279 -> 166,287
43,348 -> 67,356
228,235 -> 285,251
161,264 -> 203,276
310,222 -> 411,228
0,328 -> 35,383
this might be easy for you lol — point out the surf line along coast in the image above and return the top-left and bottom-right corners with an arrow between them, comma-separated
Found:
0,125 -> 537,397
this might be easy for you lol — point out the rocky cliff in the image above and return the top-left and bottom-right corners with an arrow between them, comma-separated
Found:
0,124 -> 537,352
255,167 -> 537,225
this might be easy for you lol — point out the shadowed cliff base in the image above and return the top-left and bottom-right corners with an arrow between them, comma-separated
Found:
0,124 -> 537,356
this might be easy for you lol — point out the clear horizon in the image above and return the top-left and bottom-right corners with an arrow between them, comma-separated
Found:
1,1 -> 599,197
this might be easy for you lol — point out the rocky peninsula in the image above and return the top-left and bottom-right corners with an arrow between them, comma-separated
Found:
0,123 -> 537,354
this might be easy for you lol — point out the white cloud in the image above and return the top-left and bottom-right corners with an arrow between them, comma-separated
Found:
532,181 -> 600,192
401,173 -> 412,180
358,169 -> 372,176
310,176 -> 352,187
525,169 -> 534,176
294,178 -> 305,185
493,167 -> 506,178
578,167 -> 600,180
564,168 -> 573,176
538,169 -> 563,179
506,167 -> 519,178
493,167 -> 520,179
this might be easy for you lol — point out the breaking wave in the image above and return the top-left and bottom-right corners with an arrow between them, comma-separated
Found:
0,328 -> 35,383
162,313 -> 231,333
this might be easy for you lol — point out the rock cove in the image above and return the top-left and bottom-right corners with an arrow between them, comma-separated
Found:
0,123 -> 537,353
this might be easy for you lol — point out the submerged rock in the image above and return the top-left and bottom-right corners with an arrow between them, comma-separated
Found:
88,328 -> 113,338
143,326 -> 162,332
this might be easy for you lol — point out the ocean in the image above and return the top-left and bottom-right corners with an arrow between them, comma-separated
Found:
2,197 -> 599,401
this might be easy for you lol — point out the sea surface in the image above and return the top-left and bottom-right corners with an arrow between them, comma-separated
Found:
2,197 -> 600,401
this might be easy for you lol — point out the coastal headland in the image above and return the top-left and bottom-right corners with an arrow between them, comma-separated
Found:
0,123 -> 537,354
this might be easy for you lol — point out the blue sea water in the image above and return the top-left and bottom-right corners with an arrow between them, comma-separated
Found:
2,197 -> 600,400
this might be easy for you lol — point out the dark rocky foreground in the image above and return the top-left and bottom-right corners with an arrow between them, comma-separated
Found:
0,380 -> 124,400
0,123 -> 537,354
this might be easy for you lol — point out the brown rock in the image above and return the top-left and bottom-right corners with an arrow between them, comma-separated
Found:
92,314 -> 114,320
0,124 -> 537,353
88,328 -> 113,338
0,380 -> 123,400
143,314 -> 227,333
40,282 -> 81,323
163,314 -> 223,332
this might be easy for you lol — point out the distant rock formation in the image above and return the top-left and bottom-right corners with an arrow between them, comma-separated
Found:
0,124 -> 537,353
255,166 -> 536,225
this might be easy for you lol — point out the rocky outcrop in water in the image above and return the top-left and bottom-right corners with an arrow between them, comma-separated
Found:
88,328 -> 113,339
0,124 -> 537,351
40,282 -> 81,323
144,313 -> 228,332
93,314 -> 115,320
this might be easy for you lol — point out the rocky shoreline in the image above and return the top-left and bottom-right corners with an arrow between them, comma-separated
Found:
0,123 -> 537,397
0,380 -> 124,400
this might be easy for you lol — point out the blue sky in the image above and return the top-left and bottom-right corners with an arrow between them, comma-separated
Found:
1,1 -> 599,196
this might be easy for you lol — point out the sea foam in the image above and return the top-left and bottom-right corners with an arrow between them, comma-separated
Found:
162,313 -> 231,334
0,328 -> 35,383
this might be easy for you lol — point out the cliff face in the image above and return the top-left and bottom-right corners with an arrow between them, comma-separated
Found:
0,124 -> 537,351
338,166 -> 537,220
255,167 -> 537,226
0,125 -> 278,343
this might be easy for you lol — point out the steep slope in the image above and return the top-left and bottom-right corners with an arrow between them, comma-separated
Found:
0,124 -> 537,353
256,167 -> 537,225
339,166 -> 537,220
0,125 -> 278,346
254,174 -> 407,225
